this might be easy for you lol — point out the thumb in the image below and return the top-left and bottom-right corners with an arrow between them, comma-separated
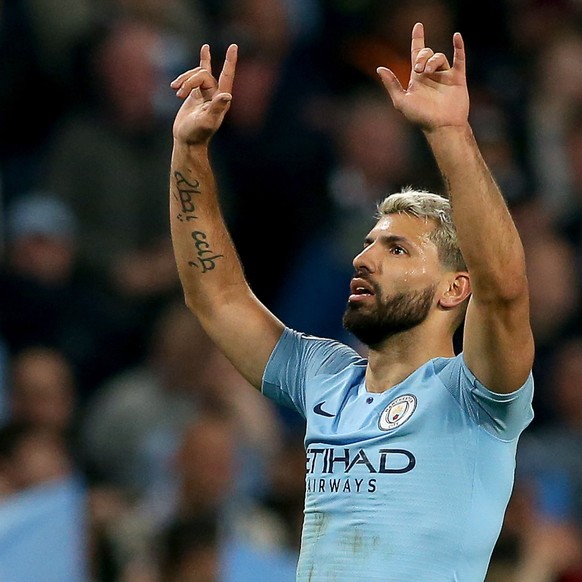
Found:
377,67 -> 405,105
207,92 -> 233,118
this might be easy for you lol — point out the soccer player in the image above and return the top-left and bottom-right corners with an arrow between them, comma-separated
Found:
168,22 -> 535,582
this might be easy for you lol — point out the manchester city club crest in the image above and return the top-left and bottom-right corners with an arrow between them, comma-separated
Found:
378,394 -> 417,431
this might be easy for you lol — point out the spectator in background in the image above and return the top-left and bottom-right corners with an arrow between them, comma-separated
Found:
487,479 -> 582,582
211,0 -> 335,306
487,335 -> 582,581
21,0 -> 95,93
3,191 -> 79,289
258,432 -> 306,555
78,300 -> 214,499
524,230 -> 580,351
487,333 -> 582,581
78,299 -> 283,575
518,338 -> 582,531
43,17 -> 185,298
0,0 -> 94,201
0,421 -> 89,581
94,0 -> 208,47
511,197 -> 582,427
469,88 -> 530,206
156,512 -> 221,582
42,15 -> 191,369
525,24 -> 582,219
170,414 -> 250,535
0,422 -> 73,495
555,106 -> 582,280
138,412 -> 297,582
0,191 -> 134,400
9,346 -> 77,439
0,338 -> 10,426
154,509 -> 298,582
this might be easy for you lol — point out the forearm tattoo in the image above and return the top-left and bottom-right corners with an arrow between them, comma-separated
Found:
172,171 -> 224,273
173,171 -> 201,221
188,231 -> 224,273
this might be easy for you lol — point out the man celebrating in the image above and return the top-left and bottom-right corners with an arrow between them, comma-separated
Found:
168,22 -> 534,582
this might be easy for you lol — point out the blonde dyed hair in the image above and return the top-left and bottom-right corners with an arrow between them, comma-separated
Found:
376,187 -> 466,272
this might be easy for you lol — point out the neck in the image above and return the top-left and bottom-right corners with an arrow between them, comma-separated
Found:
364,323 -> 455,393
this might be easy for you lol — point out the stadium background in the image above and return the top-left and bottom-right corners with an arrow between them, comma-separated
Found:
0,0 -> 582,580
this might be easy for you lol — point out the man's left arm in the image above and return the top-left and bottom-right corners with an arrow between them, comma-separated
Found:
427,124 -> 534,394
378,22 -> 534,394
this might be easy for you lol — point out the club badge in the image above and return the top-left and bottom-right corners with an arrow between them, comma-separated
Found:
379,394 -> 417,431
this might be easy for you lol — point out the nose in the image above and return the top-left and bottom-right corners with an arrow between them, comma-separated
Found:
352,243 -> 377,273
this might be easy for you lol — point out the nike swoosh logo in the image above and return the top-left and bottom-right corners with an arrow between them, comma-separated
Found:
313,401 -> 335,418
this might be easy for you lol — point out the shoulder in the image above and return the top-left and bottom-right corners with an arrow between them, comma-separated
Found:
432,353 -> 534,395
431,352 -> 534,439
273,327 -> 366,372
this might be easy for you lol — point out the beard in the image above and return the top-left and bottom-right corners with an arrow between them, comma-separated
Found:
342,282 -> 437,348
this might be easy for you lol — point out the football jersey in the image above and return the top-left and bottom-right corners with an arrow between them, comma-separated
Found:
262,327 -> 534,582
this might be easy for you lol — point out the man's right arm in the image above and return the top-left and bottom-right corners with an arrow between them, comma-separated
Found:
169,44 -> 284,389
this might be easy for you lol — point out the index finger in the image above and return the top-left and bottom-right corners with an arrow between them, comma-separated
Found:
200,44 -> 212,73
218,44 -> 238,93
452,32 -> 466,75
410,22 -> 425,68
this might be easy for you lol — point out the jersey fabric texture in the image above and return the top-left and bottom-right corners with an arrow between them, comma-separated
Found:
261,327 -> 534,582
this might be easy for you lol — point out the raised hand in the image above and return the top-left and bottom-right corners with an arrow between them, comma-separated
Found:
377,22 -> 469,132
170,43 -> 238,145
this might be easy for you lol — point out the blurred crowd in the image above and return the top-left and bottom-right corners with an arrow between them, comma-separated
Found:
1,0 -> 582,580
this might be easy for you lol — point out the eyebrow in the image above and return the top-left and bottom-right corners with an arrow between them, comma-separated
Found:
364,234 -> 416,248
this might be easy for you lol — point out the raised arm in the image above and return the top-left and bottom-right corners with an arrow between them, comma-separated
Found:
377,23 -> 534,393
169,44 -> 284,389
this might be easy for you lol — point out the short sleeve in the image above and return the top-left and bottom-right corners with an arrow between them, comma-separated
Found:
434,354 -> 535,441
261,327 -> 363,418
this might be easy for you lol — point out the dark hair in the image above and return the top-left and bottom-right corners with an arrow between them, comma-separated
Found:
158,511 -> 220,578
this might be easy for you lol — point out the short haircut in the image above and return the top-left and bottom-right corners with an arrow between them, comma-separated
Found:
376,186 -> 466,272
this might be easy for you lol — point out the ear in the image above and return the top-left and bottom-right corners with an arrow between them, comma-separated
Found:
439,272 -> 471,310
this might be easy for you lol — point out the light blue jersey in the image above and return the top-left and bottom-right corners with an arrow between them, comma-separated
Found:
262,328 -> 534,582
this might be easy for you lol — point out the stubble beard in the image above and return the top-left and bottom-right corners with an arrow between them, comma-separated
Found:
342,283 -> 438,348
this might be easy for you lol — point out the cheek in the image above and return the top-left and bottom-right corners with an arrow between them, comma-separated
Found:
392,265 -> 437,292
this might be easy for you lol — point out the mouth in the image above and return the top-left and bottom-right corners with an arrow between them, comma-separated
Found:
349,277 -> 375,303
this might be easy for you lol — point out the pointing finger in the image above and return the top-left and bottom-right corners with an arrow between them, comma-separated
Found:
452,32 -> 466,75
200,44 -> 212,73
218,44 -> 238,94
410,22 -> 425,70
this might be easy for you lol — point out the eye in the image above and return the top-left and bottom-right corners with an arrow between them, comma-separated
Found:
390,245 -> 408,256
